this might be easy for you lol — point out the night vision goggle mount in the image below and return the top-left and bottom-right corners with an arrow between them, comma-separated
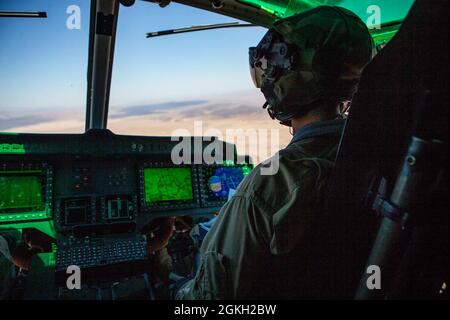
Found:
249,30 -> 298,122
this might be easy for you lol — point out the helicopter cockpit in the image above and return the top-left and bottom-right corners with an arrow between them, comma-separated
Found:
1,0 -> 446,301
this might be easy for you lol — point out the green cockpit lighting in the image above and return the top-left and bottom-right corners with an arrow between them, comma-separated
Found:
0,170 -> 50,223
0,143 -> 26,154
238,0 -> 415,45
0,132 -> 19,135
239,0 -> 316,17
144,167 -> 194,204
223,160 -> 253,176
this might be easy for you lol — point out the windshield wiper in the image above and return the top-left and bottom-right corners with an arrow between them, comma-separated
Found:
146,22 -> 257,38
0,11 -> 47,18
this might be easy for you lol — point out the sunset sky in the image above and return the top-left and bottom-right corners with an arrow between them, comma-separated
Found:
0,0 -> 293,162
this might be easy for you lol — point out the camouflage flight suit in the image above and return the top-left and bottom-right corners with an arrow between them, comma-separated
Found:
175,119 -> 345,299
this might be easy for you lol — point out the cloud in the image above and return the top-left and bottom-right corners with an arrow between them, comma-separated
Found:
208,104 -> 262,119
177,103 -> 262,120
0,93 -> 292,163
109,99 -> 208,119
0,115 -> 55,131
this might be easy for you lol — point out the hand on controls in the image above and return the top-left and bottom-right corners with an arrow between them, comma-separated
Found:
146,217 -> 176,254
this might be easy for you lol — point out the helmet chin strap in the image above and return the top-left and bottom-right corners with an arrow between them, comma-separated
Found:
262,101 -> 293,127
262,101 -> 278,121
264,99 -> 351,130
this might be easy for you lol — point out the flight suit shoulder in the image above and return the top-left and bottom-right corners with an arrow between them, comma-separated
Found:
233,140 -> 326,217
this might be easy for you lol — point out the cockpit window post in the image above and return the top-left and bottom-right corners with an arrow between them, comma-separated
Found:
85,0 -> 120,131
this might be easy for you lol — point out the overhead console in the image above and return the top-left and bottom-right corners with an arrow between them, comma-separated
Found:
0,130 -> 253,235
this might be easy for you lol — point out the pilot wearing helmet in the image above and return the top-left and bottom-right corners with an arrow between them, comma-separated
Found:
151,6 -> 375,299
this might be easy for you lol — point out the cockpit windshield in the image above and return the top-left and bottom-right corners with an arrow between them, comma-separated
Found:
0,0 -> 89,133
0,0 -> 415,160
108,2 -> 292,156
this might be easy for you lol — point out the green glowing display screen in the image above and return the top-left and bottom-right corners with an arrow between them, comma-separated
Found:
0,171 -> 45,217
143,167 -> 193,204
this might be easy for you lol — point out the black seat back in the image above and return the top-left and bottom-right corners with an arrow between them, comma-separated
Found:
305,0 -> 448,299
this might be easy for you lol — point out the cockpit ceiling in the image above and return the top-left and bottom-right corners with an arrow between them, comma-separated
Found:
170,0 -> 415,45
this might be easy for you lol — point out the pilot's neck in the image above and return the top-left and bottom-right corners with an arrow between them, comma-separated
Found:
290,102 -> 341,135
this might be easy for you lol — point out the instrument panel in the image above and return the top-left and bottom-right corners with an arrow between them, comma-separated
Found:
0,130 -> 252,235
